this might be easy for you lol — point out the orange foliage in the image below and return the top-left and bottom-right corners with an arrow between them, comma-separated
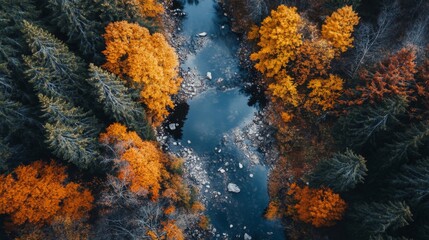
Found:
0,161 -> 93,225
162,220 -> 184,240
356,47 -> 417,104
198,216 -> 210,229
134,0 -> 164,17
265,201 -> 281,220
287,183 -> 346,227
250,5 -> 303,78
191,202 -> 205,213
292,39 -> 335,85
321,5 -> 359,53
102,21 -> 181,126
164,205 -> 176,215
100,123 -> 165,200
305,74 -> 344,114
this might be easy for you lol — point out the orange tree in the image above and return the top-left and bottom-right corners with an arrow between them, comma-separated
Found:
102,21 -> 181,126
287,183 -> 346,227
0,161 -> 93,225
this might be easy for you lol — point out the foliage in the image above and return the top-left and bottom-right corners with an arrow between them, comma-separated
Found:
250,5 -> 302,78
0,161 -> 93,225
321,5 -> 360,53
102,21 -> 181,126
304,74 -> 344,113
134,0 -> 164,18
348,201 -> 413,236
287,183 -> 346,227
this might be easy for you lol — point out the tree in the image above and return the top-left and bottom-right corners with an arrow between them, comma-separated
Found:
102,21 -> 181,126
387,160 -> 429,206
287,183 -> 346,227
357,48 -> 417,104
22,21 -> 90,106
87,64 -> 154,139
304,74 -> 344,114
0,160 -> 93,225
39,94 -> 101,169
46,0 -> 103,61
334,97 -> 407,149
99,123 -> 165,200
348,201 -> 413,236
321,5 -> 360,53
310,149 -> 367,192
250,5 -> 303,78
134,0 -> 164,18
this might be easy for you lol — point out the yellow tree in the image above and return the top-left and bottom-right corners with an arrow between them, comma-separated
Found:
250,5 -> 303,78
102,21 -> 182,126
134,0 -> 164,17
305,74 -> 344,114
0,161 -> 93,225
321,5 -> 360,53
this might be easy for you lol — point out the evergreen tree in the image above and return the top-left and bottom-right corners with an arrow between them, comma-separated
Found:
22,20 -> 91,105
369,234 -> 411,240
387,160 -> 429,206
379,121 -> 429,171
348,201 -> 413,237
39,94 -> 100,169
309,149 -> 367,192
334,97 -> 407,149
87,64 -> 154,139
45,0 -> 103,62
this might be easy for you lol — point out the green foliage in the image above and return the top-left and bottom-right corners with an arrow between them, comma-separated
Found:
87,64 -> 154,139
348,201 -> 413,237
46,0 -> 103,61
334,97 -> 407,149
309,149 -> 367,192
39,94 -> 101,169
386,160 -> 429,206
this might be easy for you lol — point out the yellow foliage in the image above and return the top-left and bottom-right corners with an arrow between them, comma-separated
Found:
102,21 -> 181,126
134,0 -> 164,17
0,161 -> 93,225
287,183 -> 346,227
191,201 -> 205,213
305,74 -> 344,114
265,201 -> 281,220
268,71 -> 301,107
162,220 -> 184,240
321,5 -> 360,53
247,24 -> 259,40
250,5 -> 303,77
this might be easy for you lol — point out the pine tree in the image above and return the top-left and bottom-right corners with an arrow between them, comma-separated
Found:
310,149 -> 367,192
22,21 -> 91,105
387,160 -> 429,206
87,64 -> 154,139
334,97 -> 407,149
39,94 -> 100,169
348,201 -> 413,236
46,0 -> 103,61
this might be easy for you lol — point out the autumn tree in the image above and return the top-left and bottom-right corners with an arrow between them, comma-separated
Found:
348,201 -> 413,237
134,0 -> 164,18
304,74 -> 344,114
287,183 -> 346,227
102,21 -> 181,126
250,5 -> 302,78
0,160 -> 93,225
321,5 -> 360,53
99,123 -> 165,199
310,149 -> 367,192
356,48 -> 417,104
87,64 -> 154,139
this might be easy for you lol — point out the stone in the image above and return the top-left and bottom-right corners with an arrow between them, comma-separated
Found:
244,233 -> 252,240
187,140 -> 191,144
249,174 -> 254,178
238,163 -> 243,169
206,72 -> 212,80
230,224 -> 233,228
198,32 -> 207,37
218,168 -> 225,173
169,123 -> 176,130
227,183 -> 240,193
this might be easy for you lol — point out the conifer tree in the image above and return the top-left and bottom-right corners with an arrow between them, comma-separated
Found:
348,201 -> 413,237
334,97 -> 407,149
39,94 -> 100,169
46,0 -> 103,61
387,160 -> 429,206
87,64 -> 154,139
310,149 -> 367,192
22,21 -> 91,105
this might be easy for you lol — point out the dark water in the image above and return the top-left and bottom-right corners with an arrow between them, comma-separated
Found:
168,0 -> 285,238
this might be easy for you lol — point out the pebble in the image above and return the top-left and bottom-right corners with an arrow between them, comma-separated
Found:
230,224 -> 233,228
187,140 -> 191,144
249,174 -> 254,178
239,163 -> 243,168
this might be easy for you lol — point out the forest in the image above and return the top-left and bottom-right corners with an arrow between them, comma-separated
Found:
0,0 -> 428,239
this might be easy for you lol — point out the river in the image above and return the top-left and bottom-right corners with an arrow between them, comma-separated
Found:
163,0 -> 285,238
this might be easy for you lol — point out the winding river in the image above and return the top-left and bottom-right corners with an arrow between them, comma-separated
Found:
164,0 -> 285,238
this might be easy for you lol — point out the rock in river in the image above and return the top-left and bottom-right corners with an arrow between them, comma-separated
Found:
198,32 -> 207,37
169,123 -> 176,130
244,233 -> 252,240
227,183 -> 240,193
206,71 -> 212,80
